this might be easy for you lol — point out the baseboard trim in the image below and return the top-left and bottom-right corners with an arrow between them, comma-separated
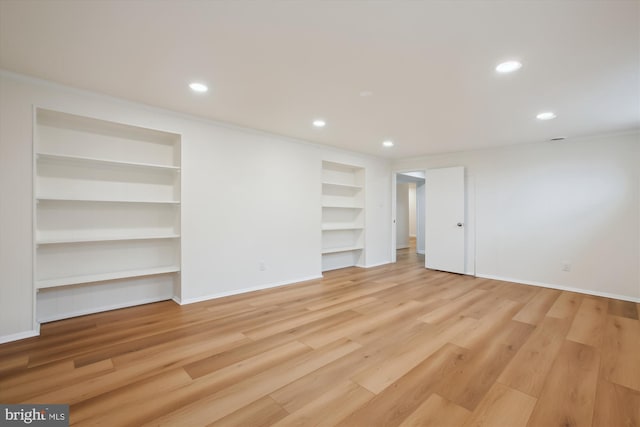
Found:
37,296 -> 173,323
476,274 -> 640,303
396,245 -> 410,250
178,275 -> 323,305
364,261 -> 392,268
0,329 -> 39,345
417,250 -> 425,255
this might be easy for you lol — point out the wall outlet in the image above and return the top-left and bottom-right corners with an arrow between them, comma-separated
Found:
259,261 -> 266,271
561,262 -> 571,272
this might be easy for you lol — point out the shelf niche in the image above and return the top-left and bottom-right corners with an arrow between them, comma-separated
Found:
34,108 -> 181,323
321,161 -> 365,272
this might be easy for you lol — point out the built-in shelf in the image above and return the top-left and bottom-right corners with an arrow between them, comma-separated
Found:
34,107 -> 181,322
36,235 -> 180,245
36,197 -> 180,205
321,204 -> 364,209
321,246 -> 364,255
321,161 -> 365,271
321,224 -> 364,231
37,152 -> 180,171
36,266 -> 181,289
322,181 -> 363,190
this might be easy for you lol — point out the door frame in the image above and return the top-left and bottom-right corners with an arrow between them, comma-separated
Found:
391,169 -> 426,263
391,168 -> 476,276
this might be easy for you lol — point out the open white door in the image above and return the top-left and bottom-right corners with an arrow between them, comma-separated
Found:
425,166 -> 465,274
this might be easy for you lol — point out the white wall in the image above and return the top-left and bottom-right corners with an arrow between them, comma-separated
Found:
408,183 -> 416,237
416,181 -> 425,255
396,183 -> 410,249
394,132 -> 640,301
0,71 -> 392,341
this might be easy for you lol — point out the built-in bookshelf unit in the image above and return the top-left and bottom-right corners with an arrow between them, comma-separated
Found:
321,161 -> 365,272
34,108 -> 181,322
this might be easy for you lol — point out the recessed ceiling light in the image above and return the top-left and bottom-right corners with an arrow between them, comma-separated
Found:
189,82 -> 208,93
382,140 -> 394,148
313,119 -> 326,127
536,112 -> 557,120
496,60 -> 522,73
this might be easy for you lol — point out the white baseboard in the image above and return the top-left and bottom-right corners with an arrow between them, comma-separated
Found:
417,250 -> 425,255
0,329 -> 39,345
396,245 -> 410,249
37,296 -> 173,323
476,274 -> 640,303
364,261 -> 392,268
178,275 -> 323,305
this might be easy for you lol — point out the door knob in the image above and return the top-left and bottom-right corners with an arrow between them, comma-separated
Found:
457,222 -> 463,227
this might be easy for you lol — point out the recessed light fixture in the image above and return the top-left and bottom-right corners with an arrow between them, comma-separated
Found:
536,112 -> 557,120
495,60 -> 522,74
382,140 -> 394,148
189,82 -> 208,93
313,119 -> 326,128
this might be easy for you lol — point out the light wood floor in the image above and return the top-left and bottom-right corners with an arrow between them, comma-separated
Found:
1,248 -> 639,427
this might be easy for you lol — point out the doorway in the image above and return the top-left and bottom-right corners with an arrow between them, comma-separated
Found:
392,171 -> 426,265
392,167 -> 474,275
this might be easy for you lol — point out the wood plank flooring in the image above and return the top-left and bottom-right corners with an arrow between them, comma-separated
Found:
1,247 -> 639,426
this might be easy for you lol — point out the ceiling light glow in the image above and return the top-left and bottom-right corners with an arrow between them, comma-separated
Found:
536,112 -> 557,120
496,60 -> 522,73
189,82 -> 208,93
313,119 -> 326,127
382,140 -> 394,148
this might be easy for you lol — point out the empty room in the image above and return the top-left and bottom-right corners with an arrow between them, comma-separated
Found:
0,1 -> 639,426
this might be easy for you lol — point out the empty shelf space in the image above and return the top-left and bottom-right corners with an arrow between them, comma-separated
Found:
36,234 -> 180,245
322,181 -> 363,190
321,204 -> 363,209
36,266 -> 181,289
37,197 -> 180,205
321,246 -> 364,254
37,152 -> 180,170
321,224 -> 364,231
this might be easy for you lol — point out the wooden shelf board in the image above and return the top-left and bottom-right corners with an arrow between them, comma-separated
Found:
36,235 -> 180,245
37,152 -> 180,171
36,266 -> 180,289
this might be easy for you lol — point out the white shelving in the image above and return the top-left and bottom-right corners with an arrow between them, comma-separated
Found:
36,266 -> 181,289
37,235 -> 180,245
321,161 -> 365,272
37,197 -> 180,204
37,152 -> 181,170
34,108 -> 181,322
321,224 -> 364,231
321,245 -> 365,255
322,182 -> 363,190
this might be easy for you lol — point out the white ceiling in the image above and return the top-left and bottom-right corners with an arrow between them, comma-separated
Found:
1,1 -> 638,158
